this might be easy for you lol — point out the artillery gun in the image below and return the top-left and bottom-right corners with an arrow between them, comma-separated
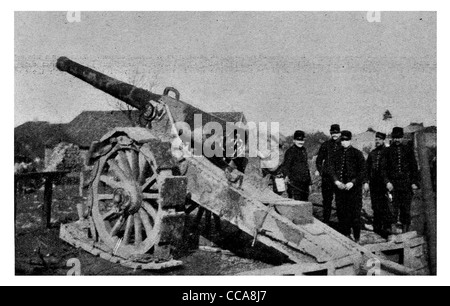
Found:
57,57 -> 414,275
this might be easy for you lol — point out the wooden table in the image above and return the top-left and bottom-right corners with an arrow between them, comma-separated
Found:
15,171 -> 69,228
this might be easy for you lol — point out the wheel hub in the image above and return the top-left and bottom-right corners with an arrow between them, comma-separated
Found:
114,180 -> 143,215
113,188 -> 131,211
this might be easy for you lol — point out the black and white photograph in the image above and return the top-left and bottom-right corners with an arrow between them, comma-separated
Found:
8,5 -> 444,286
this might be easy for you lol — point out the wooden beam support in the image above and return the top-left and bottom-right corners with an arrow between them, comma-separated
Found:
416,132 -> 437,275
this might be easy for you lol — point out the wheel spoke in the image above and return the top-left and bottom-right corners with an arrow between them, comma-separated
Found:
117,151 -> 133,179
139,146 -> 157,170
142,192 -> 160,200
100,175 -> 122,190
214,215 -> 222,232
141,174 -> 157,191
139,208 -> 153,237
142,201 -> 157,220
185,199 -> 199,215
110,215 -> 125,237
134,214 -> 143,245
102,209 -> 119,221
123,215 -> 134,245
107,159 -> 128,183
138,152 -> 149,185
205,210 -> 212,237
94,145 -> 162,255
128,150 -> 139,180
98,194 -> 114,201
185,203 -> 198,215
195,207 -> 205,223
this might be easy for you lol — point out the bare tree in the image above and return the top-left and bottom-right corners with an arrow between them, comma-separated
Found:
383,109 -> 393,121
106,64 -> 160,126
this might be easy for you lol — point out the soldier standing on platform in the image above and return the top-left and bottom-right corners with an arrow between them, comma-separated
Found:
384,127 -> 419,234
329,130 -> 367,243
366,132 -> 390,238
315,124 -> 342,224
282,130 -> 312,201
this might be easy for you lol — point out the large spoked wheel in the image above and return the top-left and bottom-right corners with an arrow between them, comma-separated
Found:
91,139 -> 163,259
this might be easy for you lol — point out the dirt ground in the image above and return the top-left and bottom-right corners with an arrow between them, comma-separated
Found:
15,183 -> 281,276
15,180 -> 425,276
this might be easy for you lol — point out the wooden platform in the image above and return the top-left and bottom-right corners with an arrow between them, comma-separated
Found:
60,221 -> 183,271
364,231 -> 430,275
238,231 -> 428,276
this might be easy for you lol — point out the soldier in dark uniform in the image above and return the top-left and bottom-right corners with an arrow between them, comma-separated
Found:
384,127 -> 419,233
282,130 -> 312,201
315,124 -> 341,223
366,132 -> 390,238
329,130 -> 367,243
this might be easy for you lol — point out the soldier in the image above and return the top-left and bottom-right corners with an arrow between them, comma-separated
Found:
329,130 -> 367,243
315,124 -> 342,223
366,132 -> 390,238
282,130 -> 312,201
384,127 -> 419,233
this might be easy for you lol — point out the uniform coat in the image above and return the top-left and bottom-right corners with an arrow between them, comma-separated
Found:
367,144 -> 390,235
315,138 -> 341,222
282,145 -> 312,201
383,142 -> 419,226
329,145 -> 367,241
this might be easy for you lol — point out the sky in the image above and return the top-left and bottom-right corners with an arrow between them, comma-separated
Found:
15,11 -> 436,135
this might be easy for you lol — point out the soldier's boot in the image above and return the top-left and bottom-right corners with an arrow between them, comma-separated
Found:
379,228 -> 389,239
402,224 -> 410,233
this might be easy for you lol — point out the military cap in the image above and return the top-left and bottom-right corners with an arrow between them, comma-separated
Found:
391,127 -> 404,139
375,132 -> 386,140
340,130 -> 352,141
330,124 -> 341,134
294,130 -> 305,141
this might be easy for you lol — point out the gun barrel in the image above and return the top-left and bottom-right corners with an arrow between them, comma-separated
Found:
56,57 -> 161,111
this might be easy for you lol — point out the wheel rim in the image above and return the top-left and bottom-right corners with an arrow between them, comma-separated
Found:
92,142 -> 162,259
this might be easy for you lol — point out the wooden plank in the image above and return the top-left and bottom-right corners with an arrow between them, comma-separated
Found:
388,231 -> 418,244
99,252 -> 113,261
365,243 -> 405,253
43,176 -> 53,228
408,245 -> 424,258
184,155 -> 359,265
300,223 -> 326,236
94,241 -> 113,254
120,259 -> 183,270
365,234 -> 429,274
263,199 -> 308,206
239,254 -> 360,276
365,239 -> 424,254
60,221 -> 183,270
334,264 -> 356,276
109,256 -> 122,264
407,237 -> 426,248
416,132 -> 437,275
379,258 -> 416,275
90,248 -> 102,256
238,263 -> 330,276
404,244 -> 428,270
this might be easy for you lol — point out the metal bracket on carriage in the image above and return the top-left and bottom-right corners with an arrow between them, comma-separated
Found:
138,100 -> 167,128
252,204 -> 274,247
116,135 -> 134,146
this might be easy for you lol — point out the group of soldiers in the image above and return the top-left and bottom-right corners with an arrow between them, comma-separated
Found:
281,124 -> 419,243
